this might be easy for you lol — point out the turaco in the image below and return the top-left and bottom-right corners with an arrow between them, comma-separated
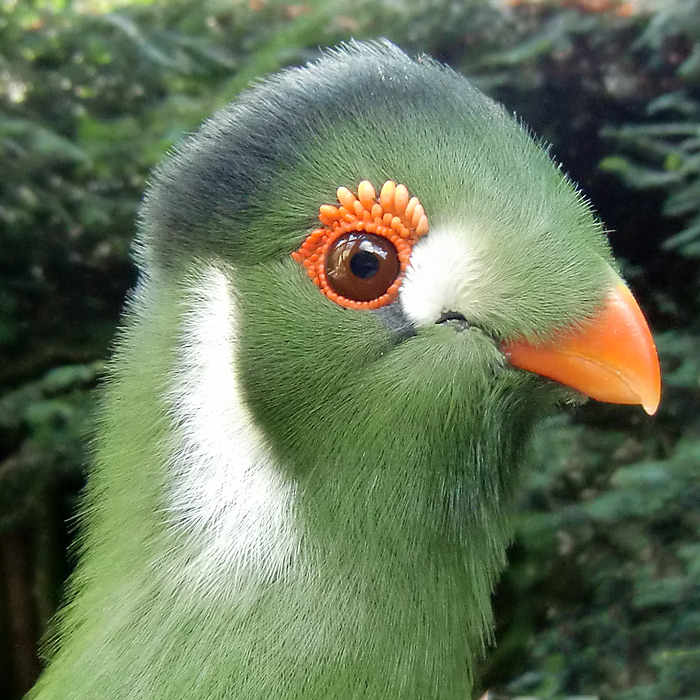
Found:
28,40 -> 660,700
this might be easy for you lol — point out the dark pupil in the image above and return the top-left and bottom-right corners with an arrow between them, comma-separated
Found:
350,251 -> 380,279
324,232 -> 401,302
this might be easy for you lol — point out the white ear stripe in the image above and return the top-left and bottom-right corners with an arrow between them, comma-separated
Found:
164,265 -> 299,597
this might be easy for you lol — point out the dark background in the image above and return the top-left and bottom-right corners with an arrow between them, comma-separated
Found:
1,1 -> 699,698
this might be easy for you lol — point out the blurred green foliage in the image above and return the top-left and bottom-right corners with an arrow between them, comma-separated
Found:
1,1 -> 699,699
494,409 -> 700,699
601,0 -> 700,257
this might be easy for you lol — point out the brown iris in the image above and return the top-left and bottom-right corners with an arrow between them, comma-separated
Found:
325,232 -> 401,302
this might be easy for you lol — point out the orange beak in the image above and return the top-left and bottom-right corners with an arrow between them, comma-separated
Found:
502,281 -> 661,415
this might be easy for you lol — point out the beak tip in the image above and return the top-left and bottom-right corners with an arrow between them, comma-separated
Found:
642,387 -> 661,416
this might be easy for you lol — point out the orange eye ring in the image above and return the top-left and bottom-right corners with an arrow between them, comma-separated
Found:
292,180 -> 429,310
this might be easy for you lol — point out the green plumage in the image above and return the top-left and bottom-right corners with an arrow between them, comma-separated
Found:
29,41 -> 615,699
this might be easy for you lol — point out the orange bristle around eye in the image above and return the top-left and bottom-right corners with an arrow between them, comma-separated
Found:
292,180 -> 430,310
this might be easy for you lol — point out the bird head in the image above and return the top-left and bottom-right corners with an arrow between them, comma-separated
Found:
141,40 -> 659,537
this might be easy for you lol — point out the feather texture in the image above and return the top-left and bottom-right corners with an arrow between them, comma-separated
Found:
29,40 -> 618,699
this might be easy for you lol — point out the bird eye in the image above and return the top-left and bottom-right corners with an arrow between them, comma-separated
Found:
292,180 -> 429,310
325,232 -> 401,302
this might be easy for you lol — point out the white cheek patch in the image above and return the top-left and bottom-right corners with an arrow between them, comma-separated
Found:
399,226 -> 487,327
163,265 -> 299,598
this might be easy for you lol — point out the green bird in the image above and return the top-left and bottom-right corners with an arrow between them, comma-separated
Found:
29,40 -> 660,700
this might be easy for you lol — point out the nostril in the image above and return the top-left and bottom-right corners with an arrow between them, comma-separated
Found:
436,311 -> 470,332
437,310 -> 468,324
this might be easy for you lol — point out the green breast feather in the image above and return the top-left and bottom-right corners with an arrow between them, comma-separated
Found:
27,40 -> 660,700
